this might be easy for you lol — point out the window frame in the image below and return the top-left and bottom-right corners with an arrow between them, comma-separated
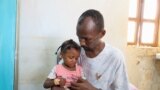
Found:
127,0 -> 160,47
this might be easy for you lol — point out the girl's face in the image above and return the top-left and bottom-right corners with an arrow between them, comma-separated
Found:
61,48 -> 80,68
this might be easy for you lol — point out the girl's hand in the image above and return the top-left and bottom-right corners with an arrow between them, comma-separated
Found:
57,77 -> 66,87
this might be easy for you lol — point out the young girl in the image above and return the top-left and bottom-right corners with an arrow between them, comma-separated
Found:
43,39 -> 84,90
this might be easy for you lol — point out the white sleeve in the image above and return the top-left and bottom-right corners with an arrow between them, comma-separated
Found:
47,66 -> 57,79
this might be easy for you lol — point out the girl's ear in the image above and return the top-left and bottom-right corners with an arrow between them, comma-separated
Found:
60,52 -> 63,58
59,55 -> 62,59
57,52 -> 62,64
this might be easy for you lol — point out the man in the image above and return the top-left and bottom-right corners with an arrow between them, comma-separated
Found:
70,9 -> 129,90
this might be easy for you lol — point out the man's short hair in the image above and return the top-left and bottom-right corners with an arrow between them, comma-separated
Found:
77,9 -> 104,31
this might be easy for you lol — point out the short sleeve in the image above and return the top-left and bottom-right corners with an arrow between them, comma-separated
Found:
111,53 -> 129,90
47,66 -> 57,79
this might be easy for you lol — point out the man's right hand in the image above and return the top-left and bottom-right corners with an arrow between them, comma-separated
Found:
70,78 -> 97,90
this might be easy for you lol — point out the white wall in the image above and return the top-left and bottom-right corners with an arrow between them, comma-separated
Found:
17,0 -> 129,90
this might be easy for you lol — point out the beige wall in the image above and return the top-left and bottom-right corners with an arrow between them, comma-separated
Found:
126,47 -> 160,90
17,0 -> 160,90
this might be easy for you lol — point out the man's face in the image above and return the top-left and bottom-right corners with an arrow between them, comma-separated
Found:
76,17 -> 101,51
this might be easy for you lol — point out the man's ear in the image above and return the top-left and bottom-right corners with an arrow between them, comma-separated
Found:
99,29 -> 106,38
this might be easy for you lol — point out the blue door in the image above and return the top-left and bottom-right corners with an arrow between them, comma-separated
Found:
0,0 -> 17,90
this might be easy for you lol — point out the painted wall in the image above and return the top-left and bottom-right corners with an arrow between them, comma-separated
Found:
17,0 -> 128,90
0,0 -> 17,90
126,47 -> 160,90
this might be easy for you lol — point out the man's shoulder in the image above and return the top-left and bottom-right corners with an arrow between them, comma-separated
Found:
104,44 -> 125,61
105,44 -> 123,55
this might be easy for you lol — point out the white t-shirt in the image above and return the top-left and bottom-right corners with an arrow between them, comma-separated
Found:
79,44 -> 129,90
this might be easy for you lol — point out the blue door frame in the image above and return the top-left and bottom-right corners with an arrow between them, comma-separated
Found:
0,0 -> 17,90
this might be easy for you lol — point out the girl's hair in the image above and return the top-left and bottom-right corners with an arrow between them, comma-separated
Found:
55,39 -> 81,54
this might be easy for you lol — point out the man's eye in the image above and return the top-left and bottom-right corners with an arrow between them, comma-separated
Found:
84,38 -> 89,40
86,38 -> 92,41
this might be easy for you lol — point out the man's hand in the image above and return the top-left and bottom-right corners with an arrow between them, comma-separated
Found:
70,78 -> 97,90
